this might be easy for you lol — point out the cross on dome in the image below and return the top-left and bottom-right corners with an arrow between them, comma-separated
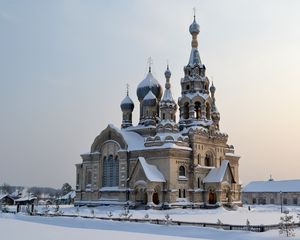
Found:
147,57 -> 153,72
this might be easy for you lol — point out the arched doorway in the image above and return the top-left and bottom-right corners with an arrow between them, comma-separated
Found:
208,191 -> 217,204
152,192 -> 159,205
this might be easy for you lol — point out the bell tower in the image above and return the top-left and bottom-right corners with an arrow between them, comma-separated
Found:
178,15 -> 215,130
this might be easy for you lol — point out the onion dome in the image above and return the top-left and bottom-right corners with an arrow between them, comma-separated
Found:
210,82 -> 216,94
120,95 -> 134,111
143,90 -> 157,106
189,16 -> 200,35
164,65 -> 171,79
137,68 -> 162,101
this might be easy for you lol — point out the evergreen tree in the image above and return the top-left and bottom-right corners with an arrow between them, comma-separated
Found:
279,211 -> 295,237
61,183 -> 72,195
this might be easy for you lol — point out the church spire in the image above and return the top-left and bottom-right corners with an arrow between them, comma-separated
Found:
188,13 -> 201,66
159,65 -> 177,124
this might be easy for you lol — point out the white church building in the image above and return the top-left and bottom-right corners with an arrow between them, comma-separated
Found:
75,15 -> 242,208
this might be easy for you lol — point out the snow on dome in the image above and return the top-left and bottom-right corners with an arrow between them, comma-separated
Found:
143,90 -> 157,106
120,95 -> 134,111
137,71 -> 162,101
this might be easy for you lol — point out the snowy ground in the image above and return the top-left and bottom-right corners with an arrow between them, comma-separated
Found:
1,212 -> 300,240
2,205 -> 300,239
14,204 -> 300,225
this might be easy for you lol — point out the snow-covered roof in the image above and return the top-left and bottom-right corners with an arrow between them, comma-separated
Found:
107,124 -> 145,151
203,160 -> 231,183
138,157 -> 166,182
242,180 -> 300,193
15,195 -> 37,202
183,92 -> 209,101
225,152 -> 241,158
161,88 -> 175,103
58,191 -> 76,200
0,194 -> 8,200
109,124 -> 192,151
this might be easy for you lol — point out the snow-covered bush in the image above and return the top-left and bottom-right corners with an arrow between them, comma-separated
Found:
165,214 -> 172,225
90,208 -> 95,218
53,204 -> 63,216
107,211 -> 113,218
216,219 -> 223,225
1,204 -> 8,213
279,211 -> 295,237
119,206 -> 132,219
75,207 -> 80,217
245,219 -> 251,231
42,204 -> 50,215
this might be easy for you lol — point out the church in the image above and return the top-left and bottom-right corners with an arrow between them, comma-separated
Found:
75,16 -> 242,208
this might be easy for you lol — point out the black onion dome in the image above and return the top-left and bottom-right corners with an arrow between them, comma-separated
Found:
189,18 -> 200,35
137,71 -> 162,101
210,82 -> 216,94
120,95 -> 134,111
164,66 -> 171,79
143,90 -> 157,106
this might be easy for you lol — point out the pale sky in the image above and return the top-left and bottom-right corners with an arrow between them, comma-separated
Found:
1,0 -> 300,188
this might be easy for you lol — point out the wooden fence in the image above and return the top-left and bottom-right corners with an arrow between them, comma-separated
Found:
30,212 -> 300,233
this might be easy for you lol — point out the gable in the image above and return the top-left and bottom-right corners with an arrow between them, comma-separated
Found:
203,160 -> 235,184
129,157 -> 166,185
91,124 -> 127,152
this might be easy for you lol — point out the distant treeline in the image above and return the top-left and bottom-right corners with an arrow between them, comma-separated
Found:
0,182 -> 72,198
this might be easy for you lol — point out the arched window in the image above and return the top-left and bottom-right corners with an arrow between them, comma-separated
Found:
197,178 -> 200,188
183,103 -> 189,119
103,155 -> 119,187
179,166 -> 185,176
194,102 -> 201,119
183,189 -> 186,198
162,113 -> 165,120
206,103 -> 211,120
186,84 -> 190,90
179,189 -> 182,198
205,153 -> 213,167
197,154 -> 201,165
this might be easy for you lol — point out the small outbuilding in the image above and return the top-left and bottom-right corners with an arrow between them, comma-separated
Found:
242,179 -> 300,205
0,194 -> 14,205
15,195 -> 37,205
